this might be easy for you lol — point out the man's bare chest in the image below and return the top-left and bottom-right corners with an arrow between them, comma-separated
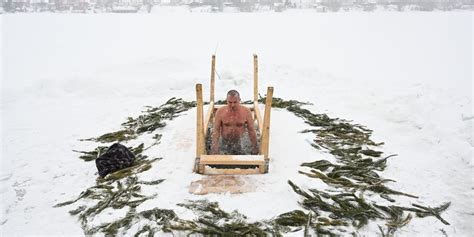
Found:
222,114 -> 246,128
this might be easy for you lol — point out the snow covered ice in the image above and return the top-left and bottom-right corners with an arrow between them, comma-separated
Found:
1,10 -> 473,236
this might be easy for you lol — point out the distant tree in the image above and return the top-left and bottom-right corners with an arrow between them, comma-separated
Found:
437,0 -> 456,10
322,0 -> 342,11
394,0 -> 409,11
4,0 -> 13,12
417,0 -> 435,10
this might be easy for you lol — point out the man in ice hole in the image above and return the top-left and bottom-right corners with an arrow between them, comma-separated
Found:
211,90 -> 258,155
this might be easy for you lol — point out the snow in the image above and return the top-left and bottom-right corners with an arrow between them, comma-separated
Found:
1,11 -> 473,236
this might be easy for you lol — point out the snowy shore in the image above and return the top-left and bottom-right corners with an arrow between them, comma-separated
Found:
1,12 -> 472,236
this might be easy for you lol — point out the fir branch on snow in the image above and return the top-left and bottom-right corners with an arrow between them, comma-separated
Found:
274,210 -> 308,227
74,142 -> 155,163
374,204 -> 413,236
396,202 -> 451,225
102,157 -> 162,181
175,199 -> 278,236
81,129 -> 137,143
55,175 -> 165,235
298,165 -> 418,199
122,97 -> 195,135
81,97 -> 195,144
74,143 -> 162,181
264,97 -> 450,235
62,97 -> 450,236
61,98 -> 195,236
85,208 -> 179,236
73,143 -> 163,183
72,146 -> 109,162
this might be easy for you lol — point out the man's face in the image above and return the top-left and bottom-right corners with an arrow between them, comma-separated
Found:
227,95 -> 240,111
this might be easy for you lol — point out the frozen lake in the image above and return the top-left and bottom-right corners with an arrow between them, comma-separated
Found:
1,11 -> 472,236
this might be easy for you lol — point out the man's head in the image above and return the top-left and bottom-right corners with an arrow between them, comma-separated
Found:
226,90 -> 240,111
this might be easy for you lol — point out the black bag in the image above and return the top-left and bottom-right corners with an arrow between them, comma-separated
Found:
95,143 -> 135,177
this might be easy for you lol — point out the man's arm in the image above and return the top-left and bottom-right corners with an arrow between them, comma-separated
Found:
246,108 -> 258,155
210,109 -> 222,155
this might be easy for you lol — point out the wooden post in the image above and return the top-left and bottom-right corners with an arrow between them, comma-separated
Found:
203,101 -> 214,138
210,55 -> 216,102
253,54 -> 258,102
196,84 -> 205,158
253,101 -> 263,133
261,86 -> 273,160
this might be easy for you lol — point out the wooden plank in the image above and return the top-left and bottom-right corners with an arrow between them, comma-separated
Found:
203,101 -> 214,138
261,87 -> 274,160
214,104 -> 254,109
200,155 -> 265,166
210,55 -> 216,102
196,84 -> 205,158
201,155 -> 264,161
200,160 -> 265,166
201,167 -> 262,175
253,101 -> 263,133
253,54 -> 258,102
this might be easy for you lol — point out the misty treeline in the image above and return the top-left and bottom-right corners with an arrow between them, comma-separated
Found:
2,0 -> 473,13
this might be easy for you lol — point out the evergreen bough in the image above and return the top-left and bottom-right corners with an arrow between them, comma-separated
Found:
57,97 -> 450,236
265,96 -> 450,235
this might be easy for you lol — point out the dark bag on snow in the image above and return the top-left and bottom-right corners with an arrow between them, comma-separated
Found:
95,143 -> 135,177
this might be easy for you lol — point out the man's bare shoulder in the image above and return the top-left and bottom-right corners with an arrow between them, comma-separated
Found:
215,106 -> 229,117
241,106 -> 252,114
240,106 -> 253,120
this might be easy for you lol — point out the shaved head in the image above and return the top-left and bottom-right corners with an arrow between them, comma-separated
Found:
227,90 -> 240,98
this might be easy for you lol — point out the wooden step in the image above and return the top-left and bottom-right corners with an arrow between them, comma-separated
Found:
198,155 -> 266,174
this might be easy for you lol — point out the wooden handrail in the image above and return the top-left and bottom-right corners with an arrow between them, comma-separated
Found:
196,84 -> 205,157
203,101 -> 214,138
253,54 -> 258,102
260,87 -> 273,160
210,55 -> 216,102
253,101 -> 263,133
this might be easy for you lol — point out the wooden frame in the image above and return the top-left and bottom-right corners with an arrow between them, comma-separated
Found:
195,54 -> 274,175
